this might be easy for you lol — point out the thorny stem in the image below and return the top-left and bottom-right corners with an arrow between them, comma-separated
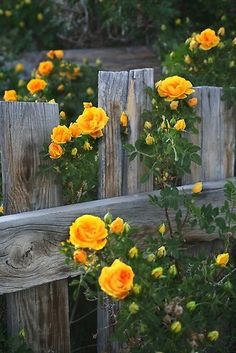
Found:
165,207 -> 173,236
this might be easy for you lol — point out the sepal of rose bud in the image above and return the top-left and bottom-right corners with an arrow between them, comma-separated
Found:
104,212 -> 112,224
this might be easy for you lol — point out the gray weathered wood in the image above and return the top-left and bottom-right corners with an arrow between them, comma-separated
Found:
0,101 -> 70,353
97,69 -> 154,353
184,87 -> 236,184
0,179 -> 230,295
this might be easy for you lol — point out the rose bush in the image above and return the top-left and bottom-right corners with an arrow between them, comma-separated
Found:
61,74 -> 236,352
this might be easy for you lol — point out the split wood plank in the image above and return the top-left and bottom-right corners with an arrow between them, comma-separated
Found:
0,101 -> 70,353
184,87 -> 236,184
97,68 -> 154,353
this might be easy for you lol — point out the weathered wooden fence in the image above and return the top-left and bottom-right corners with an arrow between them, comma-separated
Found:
0,69 -> 236,353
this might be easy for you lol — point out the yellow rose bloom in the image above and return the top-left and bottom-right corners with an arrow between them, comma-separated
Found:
69,122 -> 82,138
207,330 -> 219,341
98,259 -> 134,299
170,100 -> 179,110
69,215 -> 108,250
27,78 -> 47,94
54,50 -> 64,59
171,321 -> 182,333
216,253 -> 229,267
187,97 -> 198,107
151,267 -> 163,279
76,106 -> 109,136
157,246 -> 167,258
73,249 -> 88,265
156,76 -> 194,102
51,125 -> 72,144
217,27 -> 225,36
60,111 -> 66,119
38,61 -> 54,76
192,181 -> 203,194
48,142 -> 63,159
196,28 -> 220,50
110,217 -> 125,234
129,246 -> 138,259
15,63 -> 24,73
174,119 -> 186,131
3,89 -> 17,101
120,112 -> 128,127
159,223 -> 166,235
83,141 -> 93,151
144,121 -> 152,129
146,133 -> 154,145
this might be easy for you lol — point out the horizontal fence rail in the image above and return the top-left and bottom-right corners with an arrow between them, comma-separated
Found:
0,179 -> 230,295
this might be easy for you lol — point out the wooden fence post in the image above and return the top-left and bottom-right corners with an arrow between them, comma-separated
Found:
0,102 -> 71,353
97,69 -> 154,353
183,86 -> 236,184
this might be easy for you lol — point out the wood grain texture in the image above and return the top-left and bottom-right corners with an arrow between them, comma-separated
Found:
0,179 -> 229,295
184,87 -> 236,184
0,101 -> 70,353
98,69 -> 154,353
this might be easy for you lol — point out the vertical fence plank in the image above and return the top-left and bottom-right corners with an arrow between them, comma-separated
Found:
97,69 -> 154,353
0,102 -> 70,353
184,87 -> 236,184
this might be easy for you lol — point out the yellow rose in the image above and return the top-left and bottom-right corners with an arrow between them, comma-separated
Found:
83,141 -> 93,151
48,142 -> 63,159
60,111 -> 66,119
3,89 -> 17,101
129,246 -> 138,258
38,61 -> 54,76
98,259 -> 134,299
73,249 -> 88,265
27,78 -> 47,94
174,119 -> 186,131
47,50 -> 55,59
157,246 -> 167,258
159,223 -> 166,235
187,97 -> 198,107
156,76 -> 194,101
171,321 -> 182,333
207,330 -> 219,341
110,217 -> 125,234
144,121 -> 152,129
54,50 -> 64,59
184,55 -> 192,65
192,181 -> 203,194
146,133 -> 154,145
0,205 -> 4,214
216,253 -> 229,267
217,27 -> 225,36
170,100 -> 179,110
57,84 -> 64,92
15,63 -> 24,73
196,28 -> 220,50
76,106 -> 109,136
120,112 -> 128,127
69,215 -> 108,250
69,122 -> 82,138
151,267 -> 163,279
51,125 -> 72,144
